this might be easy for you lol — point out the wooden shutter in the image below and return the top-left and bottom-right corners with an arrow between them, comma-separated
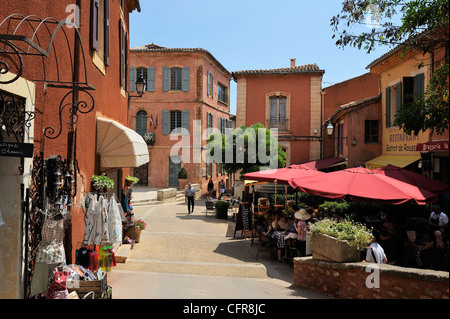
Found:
207,71 -> 210,96
90,0 -> 99,51
119,19 -> 124,86
416,73 -> 425,98
218,116 -> 222,133
162,110 -> 169,135
182,67 -> 190,92
385,87 -> 391,128
182,110 -> 189,133
129,67 -> 135,91
270,98 -> 277,122
279,98 -> 286,122
211,74 -> 214,97
395,82 -> 402,113
206,112 -> 210,135
162,67 -> 169,92
147,67 -> 155,91
104,0 -> 110,65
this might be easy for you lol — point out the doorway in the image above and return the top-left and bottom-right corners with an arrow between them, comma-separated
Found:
169,156 -> 180,187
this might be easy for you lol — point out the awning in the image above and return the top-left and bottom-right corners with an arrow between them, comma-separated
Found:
416,141 -> 449,152
298,157 -> 346,171
365,155 -> 420,170
96,117 -> 149,169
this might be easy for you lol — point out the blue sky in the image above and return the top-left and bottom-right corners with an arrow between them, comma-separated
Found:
129,0 -> 394,115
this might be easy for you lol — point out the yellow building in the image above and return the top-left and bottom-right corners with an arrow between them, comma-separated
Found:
365,44 -> 432,170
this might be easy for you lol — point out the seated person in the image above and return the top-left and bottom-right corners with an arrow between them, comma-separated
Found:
418,230 -> 448,271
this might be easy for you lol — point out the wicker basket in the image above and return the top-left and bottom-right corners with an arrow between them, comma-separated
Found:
124,226 -> 142,243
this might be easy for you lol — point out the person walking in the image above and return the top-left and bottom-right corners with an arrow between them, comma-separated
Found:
185,183 -> 196,214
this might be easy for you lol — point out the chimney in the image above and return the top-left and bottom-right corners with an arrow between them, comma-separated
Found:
290,58 -> 296,67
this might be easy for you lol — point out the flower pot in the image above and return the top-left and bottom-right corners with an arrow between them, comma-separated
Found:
124,227 -> 142,243
310,233 -> 360,262
178,179 -> 187,190
215,207 -> 228,219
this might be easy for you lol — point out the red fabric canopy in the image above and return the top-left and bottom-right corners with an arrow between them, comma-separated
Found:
289,167 -> 438,205
373,164 -> 449,195
243,165 -> 324,185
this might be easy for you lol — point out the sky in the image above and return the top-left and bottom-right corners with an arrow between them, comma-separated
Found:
129,0 -> 395,115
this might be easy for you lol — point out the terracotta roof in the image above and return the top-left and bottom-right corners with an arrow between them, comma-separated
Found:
232,63 -> 325,76
130,44 -> 231,77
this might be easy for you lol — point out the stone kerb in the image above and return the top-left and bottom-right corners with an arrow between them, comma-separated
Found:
157,188 -> 178,201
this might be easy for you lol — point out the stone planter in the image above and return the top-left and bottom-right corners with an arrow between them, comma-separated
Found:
310,233 -> 360,263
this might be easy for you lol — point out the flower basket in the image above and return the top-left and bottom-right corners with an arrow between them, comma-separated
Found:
124,226 -> 141,243
310,233 -> 361,262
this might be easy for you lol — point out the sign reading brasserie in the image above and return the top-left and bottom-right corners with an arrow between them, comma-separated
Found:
0,141 -> 34,158
385,132 -> 419,153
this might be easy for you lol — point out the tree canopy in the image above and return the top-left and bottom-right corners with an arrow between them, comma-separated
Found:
206,123 -> 286,179
331,0 -> 449,135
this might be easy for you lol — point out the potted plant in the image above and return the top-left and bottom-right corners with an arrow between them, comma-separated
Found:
309,218 -> 373,262
125,175 -> 139,186
143,132 -> 156,145
178,167 -> 188,189
214,200 -> 230,219
91,174 -> 114,192
124,219 -> 146,243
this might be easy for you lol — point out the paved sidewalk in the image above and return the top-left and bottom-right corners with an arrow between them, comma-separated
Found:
108,197 -> 331,299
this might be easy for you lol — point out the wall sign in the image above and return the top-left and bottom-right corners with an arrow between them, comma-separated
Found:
0,142 -> 34,158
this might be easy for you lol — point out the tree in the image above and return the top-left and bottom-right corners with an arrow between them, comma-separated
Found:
331,0 -> 449,135
206,123 -> 286,179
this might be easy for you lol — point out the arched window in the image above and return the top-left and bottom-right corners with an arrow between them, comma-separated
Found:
136,110 -> 147,136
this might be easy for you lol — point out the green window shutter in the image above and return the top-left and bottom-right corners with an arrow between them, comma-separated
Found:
385,87 -> 391,128
182,66 -> 190,92
129,67 -> 135,92
396,82 -> 402,113
162,110 -> 169,135
147,67 -> 155,91
182,110 -> 189,133
229,119 -> 232,129
416,73 -> 425,98
162,66 -> 169,92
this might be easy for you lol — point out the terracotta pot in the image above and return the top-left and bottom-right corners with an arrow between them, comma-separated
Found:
310,233 -> 360,262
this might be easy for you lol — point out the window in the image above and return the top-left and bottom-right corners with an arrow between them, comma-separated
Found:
218,83 -> 228,104
90,0 -> 110,66
269,96 -> 286,130
337,123 -> 344,155
136,110 -> 147,136
385,73 -> 424,128
163,66 -> 190,92
207,71 -> 214,97
170,110 -> 182,131
129,67 -> 155,92
206,112 -> 214,136
170,67 -> 182,91
365,120 -> 379,143
136,68 -> 148,83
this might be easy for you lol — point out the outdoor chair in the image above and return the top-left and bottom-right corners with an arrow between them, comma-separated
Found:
205,201 -> 215,217
256,232 -> 275,260
285,238 -> 298,267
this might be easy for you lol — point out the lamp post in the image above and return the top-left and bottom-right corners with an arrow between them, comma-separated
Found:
130,75 -> 146,98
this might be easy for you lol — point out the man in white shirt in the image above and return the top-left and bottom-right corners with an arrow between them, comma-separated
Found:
366,230 -> 388,264
185,183 -> 196,214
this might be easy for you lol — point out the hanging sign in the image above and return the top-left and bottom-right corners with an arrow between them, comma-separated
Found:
0,142 -> 34,158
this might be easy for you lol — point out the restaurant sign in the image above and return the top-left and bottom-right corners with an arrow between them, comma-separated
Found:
416,141 -> 449,152
0,142 -> 34,158
385,132 -> 420,153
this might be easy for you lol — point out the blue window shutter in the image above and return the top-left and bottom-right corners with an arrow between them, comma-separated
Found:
385,87 -> 391,128
182,110 -> 189,133
211,74 -> 214,98
162,110 -> 169,135
218,116 -> 222,133
207,71 -> 210,96
129,67 -> 135,92
182,66 -> 190,92
147,67 -> 155,91
162,66 -> 169,92
206,112 -> 210,135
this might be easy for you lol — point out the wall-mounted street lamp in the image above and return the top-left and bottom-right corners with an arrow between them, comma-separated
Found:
326,122 -> 334,136
129,75 -> 147,98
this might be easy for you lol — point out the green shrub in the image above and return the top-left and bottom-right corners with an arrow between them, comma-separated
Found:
91,174 -> 114,190
178,167 -> 188,179
214,200 -> 230,210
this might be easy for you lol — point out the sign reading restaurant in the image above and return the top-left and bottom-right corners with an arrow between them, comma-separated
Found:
385,132 -> 419,153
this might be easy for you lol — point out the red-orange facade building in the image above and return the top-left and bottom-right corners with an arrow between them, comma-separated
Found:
322,72 -> 382,168
0,0 -> 144,298
129,45 -> 233,195
233,59 -> 325,166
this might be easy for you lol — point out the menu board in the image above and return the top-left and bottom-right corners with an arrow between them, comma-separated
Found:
234,202 -> 252,239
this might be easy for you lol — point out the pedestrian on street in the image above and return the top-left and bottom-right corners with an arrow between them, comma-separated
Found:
185,183 -> 196,214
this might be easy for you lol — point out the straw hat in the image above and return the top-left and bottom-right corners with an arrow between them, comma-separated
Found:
295,208 -> 311,220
